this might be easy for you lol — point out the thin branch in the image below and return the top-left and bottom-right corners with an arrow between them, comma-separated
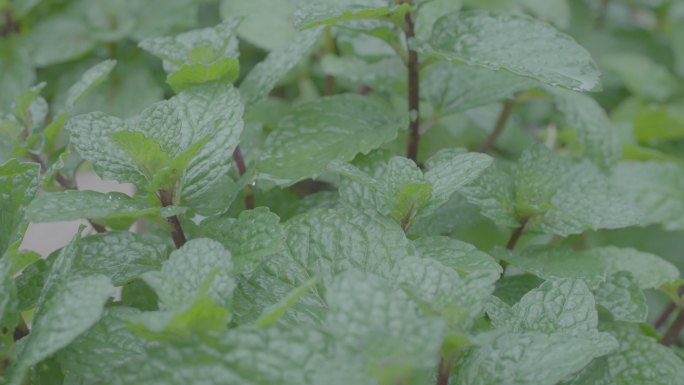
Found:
661,309 -> 684,346
436,356 -> 453,385
404,11 -> 420,162
323,27 -> 338,96
595,0 -> 611,29
158,190 -> 187,249
233,146 -> 255,210
506,217 -> 529,250
655,286 -> 684,329
477,99 -> 515,153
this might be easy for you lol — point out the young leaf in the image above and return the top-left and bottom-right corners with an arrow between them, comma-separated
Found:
0,159 -> 40,256
27,190 -> 186,223
199,208 -> 283,274
0,38 -> 35,109
220,0 -> 298,51
258,94 -> 404,185
63,59 -> 117,109
424,11 -> 600,91
139,19 -> 241,91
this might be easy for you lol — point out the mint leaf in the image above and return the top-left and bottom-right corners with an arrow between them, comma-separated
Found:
326,270 -> 445,380
240,28 -> 322,108
64,59 -> 117,109
220,0 -> 298,50
500,246 -> 679,289
413,236 -> 502,276
56,307 -> 148,383
551,88 -> 622,169
611,161 -> 684,230
0,38 -> 35,109
425,11 -> 600,91
199,208 -> 283,274
143,239 -> 234,310
603,53 -> 679,102
139,19 -> 240,91
27,190 -> 185,223
70,231 -> 170,285
110,130 -> 171,180
0,159 -> 40,256
258,94 -> 404,185
294,1 -> 411,30
421,61 -> 537,115
9,274 -> 113,385
594,272 -> 647,323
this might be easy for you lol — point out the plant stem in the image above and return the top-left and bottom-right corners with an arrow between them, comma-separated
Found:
477,99 -> 514,153
655,286 -> 684,329
506,217 -> 529,250
404,11 -> 420,162
158,190 -> 186,248
28,152 -> 106,233
1,11 -> 19,37
661,309 -> 684,346
436,356 -> 453,385
233,146 -> 255,210
595,0 -> 611,29
323,27 -> 337,96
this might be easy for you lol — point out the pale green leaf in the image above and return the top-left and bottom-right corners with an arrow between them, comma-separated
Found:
27,190 -> 185,223
256,276 -> 321,328
593,272 -> 647,323
110,130 -> 171,180
24,14 -> 96,67
516,0 -> 570,28
551,88 -> 621,169
604,328 -> 684,384
632,105 -> 684,143
167,57 -> 240,92
610,161 -> 684,230
240,28 -> 322,108
425,11 -> 600,91
603,53 -> 679,102
220,0 -> 298,51
326,270 -> 445,379
413,236 -> 501,276
456,331 -> 617,385
258,94 -> 404,185
64,59 -> 117,109
199,208 -> 283,274
0,38 -> 35,109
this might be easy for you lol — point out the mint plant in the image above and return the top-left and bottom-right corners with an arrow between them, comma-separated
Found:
2,1 -> 684,384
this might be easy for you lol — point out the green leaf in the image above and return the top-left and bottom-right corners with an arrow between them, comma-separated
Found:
172,83 -> 244,203
456,331 -> 617,385
70,231 -> 171,286
551,88 -> 621,169
421,61 -> 537,115
234,207 -> 410,325
560,357 -> 614,385
220,0 -> 298,51
632,105 -> 684,143
0,159 -> 40,256
110,130 -> 171,180
294,1 -> 411,30
499,246 -> 680,289
64,59 -> 117,109
516,0 -> 570,28
56,307 -> 148,383
413,236 -> 501,276
240,28 -> 322,108
139,19 -> 240,90
422,149 -> 494,216
66,112 -> 148,188
611,161 -> 684,230
199,208 -> 283,274
12,82 -> 46,132
466,145 -> 642,236
258,94 -> 404,185
9,275 -> 113,385
602,52 -> 680,102
23,12 -> 96,67
603,328 -> 684,384
425,11 -> 600,91
326,270 -> 445,381
27,190 -> 185,223
498,279 -> 599,335
256,275 -> 321,328
593,272 -> 647,323
0,38 -> 35,110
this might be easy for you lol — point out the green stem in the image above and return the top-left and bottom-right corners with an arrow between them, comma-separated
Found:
477,99 -> 514,153
233,146 -> 255,210
158,189 -> 186,248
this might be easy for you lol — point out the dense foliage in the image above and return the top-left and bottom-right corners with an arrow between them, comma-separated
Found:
2,0 -> 684,384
